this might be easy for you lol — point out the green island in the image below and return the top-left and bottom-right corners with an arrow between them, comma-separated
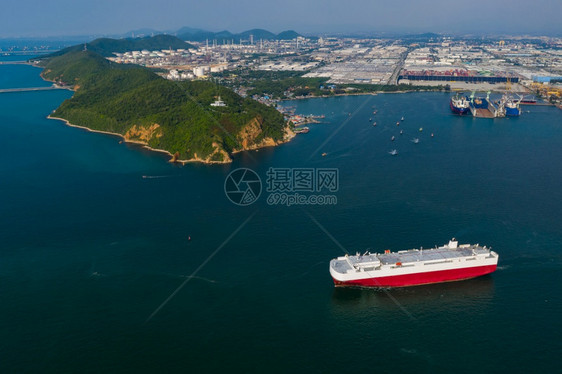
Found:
36,43 -> 293,164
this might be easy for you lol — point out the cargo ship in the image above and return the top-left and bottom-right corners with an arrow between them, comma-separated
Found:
449,94 -> 470,114
504,99 -> 521,116
330,239 -> 499,288
500,93 -> 521,116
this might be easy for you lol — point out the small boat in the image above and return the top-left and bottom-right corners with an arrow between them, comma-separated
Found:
369,118 -> 372,122
322,152 -> 327,157
401,116 -> 405,121
411,138 -> 419,144
391,136 -> 395,141
373,122 -> 377,126
419,127 -> 423,132
396,121 -> 400,126
389,149 -> 398,156
400,130 -> 403,135
431,133 -> 434,137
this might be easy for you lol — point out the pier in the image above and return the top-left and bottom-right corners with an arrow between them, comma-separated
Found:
0,85 -> 72,94
0,61 -> 30,65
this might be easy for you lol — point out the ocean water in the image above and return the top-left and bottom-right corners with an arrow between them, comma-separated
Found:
1,60 -> 561,373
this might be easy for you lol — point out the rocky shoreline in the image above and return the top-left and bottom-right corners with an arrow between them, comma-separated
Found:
47,115 -> 295,165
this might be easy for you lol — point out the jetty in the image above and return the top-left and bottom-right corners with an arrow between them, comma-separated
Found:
0,61 -> 30,65
0,85 -> 72,94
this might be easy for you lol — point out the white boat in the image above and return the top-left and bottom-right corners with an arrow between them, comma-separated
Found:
389,149 -> 398,155
411,138 -> 419,144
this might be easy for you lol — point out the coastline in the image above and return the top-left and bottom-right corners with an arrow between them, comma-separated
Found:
40,67 -> 187,162
47,115 -> 231,165
47,115 -> 295,164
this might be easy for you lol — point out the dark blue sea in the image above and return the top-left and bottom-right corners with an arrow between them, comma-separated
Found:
1,57 -> 561,373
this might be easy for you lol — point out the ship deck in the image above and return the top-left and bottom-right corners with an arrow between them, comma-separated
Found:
470,107 -> 495,118
336,245 -> 492,271
376,245 -> 487,265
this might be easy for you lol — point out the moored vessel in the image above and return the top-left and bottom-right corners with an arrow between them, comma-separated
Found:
450,94 -> 470,114
330,239 -> 498,288
504,100 -> 520,116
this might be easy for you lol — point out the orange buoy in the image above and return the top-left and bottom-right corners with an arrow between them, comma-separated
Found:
396,262 -> 402,266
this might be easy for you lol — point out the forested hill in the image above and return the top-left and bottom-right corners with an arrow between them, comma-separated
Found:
44,35 -> 195,58
38,49 -> 291,163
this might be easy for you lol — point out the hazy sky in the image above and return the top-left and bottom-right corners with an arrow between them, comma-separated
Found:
2,0 -> 561,37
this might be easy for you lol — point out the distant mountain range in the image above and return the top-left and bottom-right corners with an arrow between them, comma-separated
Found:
177,28 -> 301,42
29,28 -> 301,60
115,27 -> 302,42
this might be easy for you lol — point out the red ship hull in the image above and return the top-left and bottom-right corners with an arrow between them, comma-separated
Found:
333,264 -> 497,288
450,100 -> 470,115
